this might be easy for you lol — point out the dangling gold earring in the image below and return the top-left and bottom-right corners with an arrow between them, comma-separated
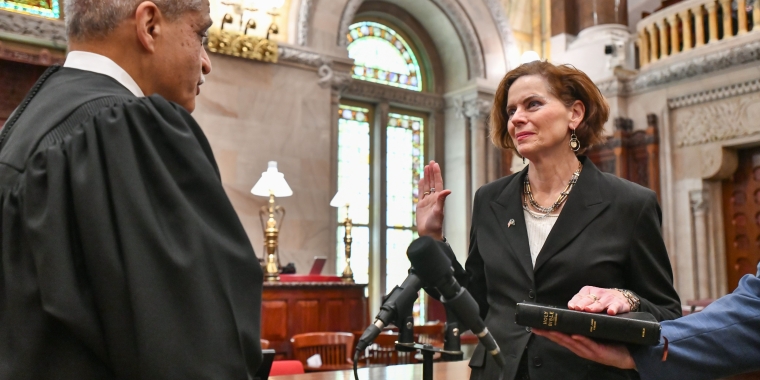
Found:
569,129 -> 580,152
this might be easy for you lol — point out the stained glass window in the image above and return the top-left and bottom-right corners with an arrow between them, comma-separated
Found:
386,112 -> 424,322
346,21 -> 422,92
336,105 -> 371,285
1,0 -> 60,19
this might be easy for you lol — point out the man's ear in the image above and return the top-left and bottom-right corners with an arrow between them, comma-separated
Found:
135,1 -> 162,53
569,100 -> 585,129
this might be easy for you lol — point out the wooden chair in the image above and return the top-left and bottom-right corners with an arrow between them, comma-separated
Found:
290,332 -> 355,372
360,332 -> 415,366
414,322 -> 445,347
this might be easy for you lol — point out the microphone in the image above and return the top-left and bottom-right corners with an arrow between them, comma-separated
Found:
355,269 -> 423,354
407,236 -> 506,369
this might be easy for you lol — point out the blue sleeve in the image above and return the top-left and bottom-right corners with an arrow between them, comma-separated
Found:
630,265 -> 760,380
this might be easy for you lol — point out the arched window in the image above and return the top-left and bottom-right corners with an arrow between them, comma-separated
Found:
2,0 -> 61,19
336,17 -> 434,323
347,21 -> 423,92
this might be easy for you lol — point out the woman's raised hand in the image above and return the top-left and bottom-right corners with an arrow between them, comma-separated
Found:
416,161 -> 451,241
567,286 -> 631,315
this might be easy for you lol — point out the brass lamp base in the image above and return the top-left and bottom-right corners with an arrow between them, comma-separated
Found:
261,192 -> 285,282
341,213 -> 354,283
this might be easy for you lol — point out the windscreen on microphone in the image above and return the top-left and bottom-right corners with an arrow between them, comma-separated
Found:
406,236 -> 453,288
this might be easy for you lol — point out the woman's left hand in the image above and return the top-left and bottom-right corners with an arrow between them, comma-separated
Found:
568,286 -> 630,315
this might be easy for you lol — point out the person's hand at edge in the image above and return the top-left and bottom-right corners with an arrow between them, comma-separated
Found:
416,160 -> 451,241
532,329 -> 637,370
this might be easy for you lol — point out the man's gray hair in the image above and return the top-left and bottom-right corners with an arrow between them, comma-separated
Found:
65,0 -> 204,40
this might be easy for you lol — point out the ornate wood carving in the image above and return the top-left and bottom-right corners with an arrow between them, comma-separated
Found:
587,115 -> 660,197
721,147 -> 760,292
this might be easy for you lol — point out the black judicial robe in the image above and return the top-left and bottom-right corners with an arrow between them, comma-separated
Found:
0,66 -> 263,379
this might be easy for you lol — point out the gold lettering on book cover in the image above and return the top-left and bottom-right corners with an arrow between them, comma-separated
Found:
542,311 -> 558,327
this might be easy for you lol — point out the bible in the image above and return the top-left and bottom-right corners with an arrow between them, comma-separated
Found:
515,302 -> 661,345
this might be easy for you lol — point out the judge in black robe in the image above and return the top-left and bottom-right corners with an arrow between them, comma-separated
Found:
0,64 -> 263,378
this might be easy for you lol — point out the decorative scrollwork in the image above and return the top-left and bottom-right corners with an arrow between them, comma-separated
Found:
206,28 -> 278,63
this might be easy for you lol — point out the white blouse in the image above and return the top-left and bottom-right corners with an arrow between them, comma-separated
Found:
523,209 -> 559,267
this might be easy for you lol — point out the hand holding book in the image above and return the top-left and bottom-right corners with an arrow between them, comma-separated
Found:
515,303 -> 661,345
531,329 -> 637,370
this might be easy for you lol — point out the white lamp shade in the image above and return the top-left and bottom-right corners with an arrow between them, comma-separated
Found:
251,161 -> 293,197
330,189 -> 354,207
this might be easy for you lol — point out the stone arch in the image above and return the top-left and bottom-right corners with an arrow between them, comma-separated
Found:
336,0 -> 485,79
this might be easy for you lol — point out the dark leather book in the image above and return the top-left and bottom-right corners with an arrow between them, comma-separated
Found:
515,302 -> 662,345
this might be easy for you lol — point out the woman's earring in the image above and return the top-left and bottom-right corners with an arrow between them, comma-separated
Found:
569,129 -> 580,152
522,156 -> 526,164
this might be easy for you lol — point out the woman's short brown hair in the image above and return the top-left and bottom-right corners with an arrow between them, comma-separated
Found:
489,61 -> 609,154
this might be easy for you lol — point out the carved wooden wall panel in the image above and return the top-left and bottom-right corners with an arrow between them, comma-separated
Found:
587,115 -> 661,198
722,147 -> 760,292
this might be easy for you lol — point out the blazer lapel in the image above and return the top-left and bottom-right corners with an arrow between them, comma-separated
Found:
533,157 -> 610,272
490,166 -> 534,281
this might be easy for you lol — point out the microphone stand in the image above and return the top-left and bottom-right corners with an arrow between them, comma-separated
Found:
393,300 -> 462,380
441,306 -> 464,362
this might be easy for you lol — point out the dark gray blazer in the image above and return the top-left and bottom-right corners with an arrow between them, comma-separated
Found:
464,157 -> 681,380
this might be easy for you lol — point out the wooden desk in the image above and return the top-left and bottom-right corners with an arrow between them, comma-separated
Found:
270,361 -> 470,379
262,281 -> 368,359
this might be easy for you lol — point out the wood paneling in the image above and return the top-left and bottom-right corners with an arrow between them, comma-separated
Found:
262,300 -> 288,340
294,300 -> 321,334
262,283 -> 367,359
587,115 -> 661,199
0,59 -> 48,126
722,147 -> 760,292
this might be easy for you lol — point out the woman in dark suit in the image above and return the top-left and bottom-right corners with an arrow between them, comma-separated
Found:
416,61 -> 681,380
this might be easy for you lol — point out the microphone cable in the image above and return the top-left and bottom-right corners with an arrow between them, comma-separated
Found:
353,350 -> 360,380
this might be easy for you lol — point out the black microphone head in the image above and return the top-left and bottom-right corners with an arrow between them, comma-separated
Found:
407,236 -> 452,285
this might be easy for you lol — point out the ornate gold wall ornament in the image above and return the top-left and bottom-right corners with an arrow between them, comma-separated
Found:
206,27 -> 278,63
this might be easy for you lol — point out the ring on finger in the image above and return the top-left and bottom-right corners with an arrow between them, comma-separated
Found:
588,294 -> 599,302
430,187 -> 436,193
423,191 -> 431,196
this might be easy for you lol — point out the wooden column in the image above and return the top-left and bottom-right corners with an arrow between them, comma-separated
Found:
754,0 -> 760,32
648,24 -> 659,63
720,0 -> 734,39
738,0 -> 748,34
695,5 -> 706,46
657,19 -> 669,58
707,1 -> 719,43
668,15 -> 681,55
681,9 -> 693,51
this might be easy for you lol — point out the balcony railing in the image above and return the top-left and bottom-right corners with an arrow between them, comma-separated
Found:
636,0 -> 760,68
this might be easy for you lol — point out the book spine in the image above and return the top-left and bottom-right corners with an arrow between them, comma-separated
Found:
515,305 -> 661,345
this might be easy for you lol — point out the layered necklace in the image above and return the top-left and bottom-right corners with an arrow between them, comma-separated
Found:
523,161 -> 582,219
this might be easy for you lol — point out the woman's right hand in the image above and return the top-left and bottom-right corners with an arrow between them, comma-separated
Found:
416,161 -> 451,241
